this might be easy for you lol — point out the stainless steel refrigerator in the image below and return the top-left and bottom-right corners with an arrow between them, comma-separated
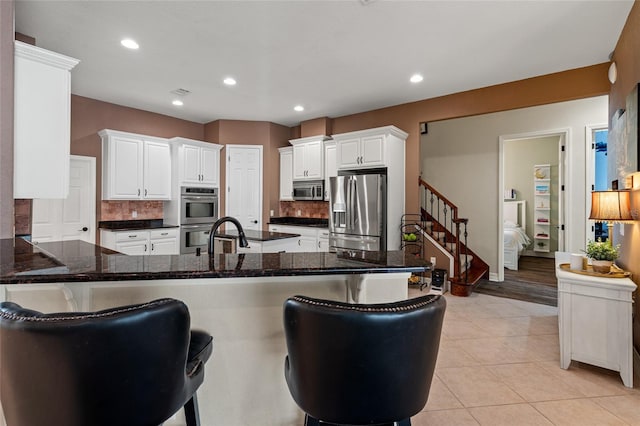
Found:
329,169 -> 386,254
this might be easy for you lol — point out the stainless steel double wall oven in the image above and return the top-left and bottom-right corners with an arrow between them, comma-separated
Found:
179,187 -> 218,254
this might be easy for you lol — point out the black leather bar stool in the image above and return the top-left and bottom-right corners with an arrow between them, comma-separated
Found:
0,298 -> 213,426
283,294 -> 446,426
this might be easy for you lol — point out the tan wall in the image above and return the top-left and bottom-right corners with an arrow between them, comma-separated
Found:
70,95 -> 204,228
331,63 -> 611,217
419,97 -> 607,274
203,119 -> 290,226
607,1 -> 640,355
301,117 -> 332,137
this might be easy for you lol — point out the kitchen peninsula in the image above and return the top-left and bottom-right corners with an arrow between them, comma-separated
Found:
0,238 -> 430,426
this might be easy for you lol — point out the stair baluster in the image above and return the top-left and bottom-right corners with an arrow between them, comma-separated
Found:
418,178 -> 489,296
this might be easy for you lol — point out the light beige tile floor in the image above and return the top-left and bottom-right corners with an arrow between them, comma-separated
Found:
408,288 -> 639,426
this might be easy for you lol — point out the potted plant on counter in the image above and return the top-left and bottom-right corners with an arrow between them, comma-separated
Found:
584,239 -> 619,273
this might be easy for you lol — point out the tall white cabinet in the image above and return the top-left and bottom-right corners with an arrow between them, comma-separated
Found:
279,147 -> 294,201
14,41 -> 79,199
323,140 -> 337,201
332,126 -> 407,250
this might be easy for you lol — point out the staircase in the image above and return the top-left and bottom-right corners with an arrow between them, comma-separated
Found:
416,178 -> 489,296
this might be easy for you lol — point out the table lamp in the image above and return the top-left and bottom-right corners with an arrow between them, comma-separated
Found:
589,190 -> 633,244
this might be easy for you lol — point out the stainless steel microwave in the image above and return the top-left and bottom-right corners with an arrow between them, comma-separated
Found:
181,187 -> 218,224
292,180 -> 324,201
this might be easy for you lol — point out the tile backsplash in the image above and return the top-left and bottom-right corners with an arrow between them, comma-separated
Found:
101,200 -> 164,221
279,201 -> 329,219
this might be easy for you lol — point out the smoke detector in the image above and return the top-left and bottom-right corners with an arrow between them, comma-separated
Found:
170,88 -> 191,97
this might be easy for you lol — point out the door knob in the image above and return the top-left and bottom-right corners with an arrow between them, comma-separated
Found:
78,227 -> 88,232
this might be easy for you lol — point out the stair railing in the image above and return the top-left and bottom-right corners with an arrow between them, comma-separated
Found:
418,178 -> 469,283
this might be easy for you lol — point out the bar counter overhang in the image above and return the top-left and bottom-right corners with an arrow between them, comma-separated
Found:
0,238 -> 430,426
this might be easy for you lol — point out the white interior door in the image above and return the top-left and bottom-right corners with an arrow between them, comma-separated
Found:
225,145 -> 262,231
32,156 -> 96,243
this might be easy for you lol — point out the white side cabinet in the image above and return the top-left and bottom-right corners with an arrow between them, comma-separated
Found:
100,129 -> 172,200
279,147 -> 294,201
100,228 -> 179,255
170,137 -> 223,187
556,258 -> 636,387
14,41 -> 79,199
290,135 -> 329,180
323,140 -> 337,201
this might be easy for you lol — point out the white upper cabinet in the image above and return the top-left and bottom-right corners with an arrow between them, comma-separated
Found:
143,140 -> 172,199
100,129 -> 171,200
170,137 -> 223,187
279,147 -> 293,201
290,135 -> 329,180
14,41 -> 79,199
333,126 -> 407,170
323,140 -> 337,201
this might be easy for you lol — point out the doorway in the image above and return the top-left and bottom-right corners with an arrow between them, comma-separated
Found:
498,129 -> 568,282
32,155 -> 96,244
585,124 -> 609,242
225,145 -> 263,231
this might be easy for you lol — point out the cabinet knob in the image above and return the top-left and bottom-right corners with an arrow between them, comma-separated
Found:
253,220 -> 258,224
78,227 -> 88,232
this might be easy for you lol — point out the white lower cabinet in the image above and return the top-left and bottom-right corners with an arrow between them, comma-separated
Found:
317,230 -> 330,252
238,238 -> 299,254
100,229 -> 179,255
149,229 -> 180,255
267,225 -> 330,252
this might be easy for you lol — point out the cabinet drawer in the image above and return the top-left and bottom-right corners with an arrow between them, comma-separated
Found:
114,231 -> 149,242
150,228 -> 178,240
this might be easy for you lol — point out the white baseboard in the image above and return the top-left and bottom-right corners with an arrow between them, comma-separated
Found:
489,272 -> 499,282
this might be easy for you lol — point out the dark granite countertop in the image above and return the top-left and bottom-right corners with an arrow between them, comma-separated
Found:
99,219 -> 179,231
217,229 -> 300,242
0,238 -> 430,284
268,217 -> 328,228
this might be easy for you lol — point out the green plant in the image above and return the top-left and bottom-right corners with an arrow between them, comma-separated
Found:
584,239 -> 619,261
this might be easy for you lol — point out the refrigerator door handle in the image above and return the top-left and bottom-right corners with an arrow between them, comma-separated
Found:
348,178 -> 355,230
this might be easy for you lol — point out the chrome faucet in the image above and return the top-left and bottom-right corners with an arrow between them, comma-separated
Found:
208,216 -> 249,255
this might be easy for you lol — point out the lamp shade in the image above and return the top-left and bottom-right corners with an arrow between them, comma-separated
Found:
589,190 -> 632,222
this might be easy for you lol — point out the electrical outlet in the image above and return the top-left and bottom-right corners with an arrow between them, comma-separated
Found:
430,256 -> 436,266
270,210 -> 274,217
132,210 -> 137,218
296,210 -> 302,217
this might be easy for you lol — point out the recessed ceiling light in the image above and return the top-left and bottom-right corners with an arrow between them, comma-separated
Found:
410,74 -> 424,83
120,38 -> 139,50
294,105 -> 304,112
172,99 -> 184,107
223,77 -> 237,86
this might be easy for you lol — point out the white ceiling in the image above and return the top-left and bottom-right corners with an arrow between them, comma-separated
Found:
15,0 -> 633,127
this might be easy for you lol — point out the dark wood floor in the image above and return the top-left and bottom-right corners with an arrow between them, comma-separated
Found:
474,255 -> 558,306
